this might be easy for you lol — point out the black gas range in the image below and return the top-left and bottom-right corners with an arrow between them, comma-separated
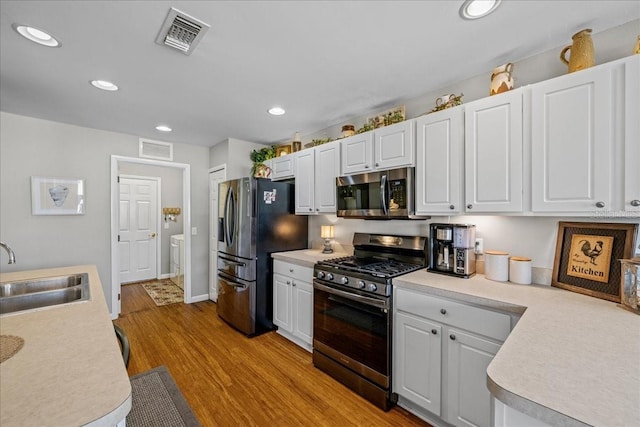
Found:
312,232 -> 427,411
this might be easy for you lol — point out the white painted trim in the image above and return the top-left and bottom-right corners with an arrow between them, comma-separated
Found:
190,294 -> 211,303
119,174 -> 163,281
159,273 -> 170,280
111,155 -> 192,318
208,164 -> 227,302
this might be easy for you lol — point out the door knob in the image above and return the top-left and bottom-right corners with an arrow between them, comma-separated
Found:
595,201 -> 605,208
630,200 -> 640,207
149,232 -> 157,238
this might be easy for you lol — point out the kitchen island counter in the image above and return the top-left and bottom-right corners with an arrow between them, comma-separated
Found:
0,265 -> 131,426
394,270 -> 640,427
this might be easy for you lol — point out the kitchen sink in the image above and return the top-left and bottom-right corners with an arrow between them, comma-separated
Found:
0,273 -> 90,315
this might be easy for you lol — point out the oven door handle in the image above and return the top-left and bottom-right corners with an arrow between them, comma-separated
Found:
313,281 -> 389,309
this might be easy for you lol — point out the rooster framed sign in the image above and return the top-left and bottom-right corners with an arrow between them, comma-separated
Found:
552,222 -> 638,302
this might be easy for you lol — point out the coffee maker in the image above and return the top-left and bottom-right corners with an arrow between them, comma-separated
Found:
429,223 -> 476,278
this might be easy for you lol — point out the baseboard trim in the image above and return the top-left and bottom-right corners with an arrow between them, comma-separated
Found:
190,294 -> 210,303
159,273 -> 170,280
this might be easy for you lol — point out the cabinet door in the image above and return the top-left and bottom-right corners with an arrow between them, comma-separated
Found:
531,65 -> 612,212
375,120 -> 415,170
624,56 -> 640,213
446,329 -> 501,427
465,90 -> 523,213
294,150 -> 315,214
341,132 -> 373,175
415,108 -> 464,214
271,154 -> 295,181
315,141 -> 340,213
292,280 -> 313,345
273,273 -> 292,332
394,312 -> 442,416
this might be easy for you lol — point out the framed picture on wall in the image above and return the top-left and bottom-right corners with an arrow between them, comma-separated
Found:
31,176 -> 85,215
552,222 -> 638,302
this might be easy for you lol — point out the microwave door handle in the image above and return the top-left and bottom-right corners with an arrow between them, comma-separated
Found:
380,174 -> 389,215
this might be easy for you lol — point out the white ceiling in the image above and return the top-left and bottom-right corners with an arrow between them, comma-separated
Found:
1,1 -> 639,147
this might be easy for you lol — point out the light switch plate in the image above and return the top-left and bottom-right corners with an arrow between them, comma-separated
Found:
191,227 -> 197,235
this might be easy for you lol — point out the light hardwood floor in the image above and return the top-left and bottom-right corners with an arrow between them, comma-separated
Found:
113,282 -> 430,427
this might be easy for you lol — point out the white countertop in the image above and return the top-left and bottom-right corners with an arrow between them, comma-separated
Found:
0,265 -> 132,426
394,270 -> 640,427
272,248 -> 351,267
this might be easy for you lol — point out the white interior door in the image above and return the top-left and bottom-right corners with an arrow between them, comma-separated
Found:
119,177 -> 158,284
209,166 -> 226,301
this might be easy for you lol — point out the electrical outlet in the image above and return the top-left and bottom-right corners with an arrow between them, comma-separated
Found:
164,222 -> 169,229
475,238 -> 484,254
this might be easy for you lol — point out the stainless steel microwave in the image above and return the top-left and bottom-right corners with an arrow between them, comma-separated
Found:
336,167 -> 427,219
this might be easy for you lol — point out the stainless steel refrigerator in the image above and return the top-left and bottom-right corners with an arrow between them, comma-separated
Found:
217,177 -> 308,336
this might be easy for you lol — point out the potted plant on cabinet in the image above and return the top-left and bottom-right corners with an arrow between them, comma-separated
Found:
250,146 -> 276,178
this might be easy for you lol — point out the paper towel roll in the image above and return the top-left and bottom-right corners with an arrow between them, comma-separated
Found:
509,256 -> 532,285
485,250 -> 509,281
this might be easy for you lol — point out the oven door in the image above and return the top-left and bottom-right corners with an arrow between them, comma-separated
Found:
313,280 -> 391,388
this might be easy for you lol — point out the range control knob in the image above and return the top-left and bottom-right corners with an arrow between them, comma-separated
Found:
317,271 -> 325,279
366,283 -> 378,292
326,273 -> 334,281
357,280 -> 366,289
340,276 -> 349,285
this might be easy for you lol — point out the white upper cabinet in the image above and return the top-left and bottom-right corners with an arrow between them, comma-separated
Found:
623,56 -> 640,213
374,120 -> 415,170
464,89 -> 523,213
415,107 -> 464,215
294,149 -> 315,214
341,121 -> 415,175
530,64 -> 612,213
270,153 -> 295,181
341,132 -> 373,175
294,141 -> 340,215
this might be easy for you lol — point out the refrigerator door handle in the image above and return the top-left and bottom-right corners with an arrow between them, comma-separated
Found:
218,271 -> 249,289
225,186 -> 236,246
219,255 -> 246,267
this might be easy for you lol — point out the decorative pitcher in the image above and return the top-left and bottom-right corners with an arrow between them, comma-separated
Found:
490,63 -> 514,96
634,35 -> 640,55
560,29 -> 595,73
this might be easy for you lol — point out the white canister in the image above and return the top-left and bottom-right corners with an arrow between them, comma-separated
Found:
509,256 -> 532,285
485,250 -> 509,282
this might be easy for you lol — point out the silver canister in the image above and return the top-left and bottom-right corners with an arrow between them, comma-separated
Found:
620,257 -> 640,314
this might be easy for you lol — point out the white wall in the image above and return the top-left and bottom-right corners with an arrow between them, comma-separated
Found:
0,112 -> 211,310
209,137 -> 267,179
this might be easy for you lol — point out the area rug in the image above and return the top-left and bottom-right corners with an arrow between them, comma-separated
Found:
142,280 -> 183,306
128,365 -> 200,427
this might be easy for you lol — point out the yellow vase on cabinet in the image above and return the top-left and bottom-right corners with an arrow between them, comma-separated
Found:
560,29 -> 595,73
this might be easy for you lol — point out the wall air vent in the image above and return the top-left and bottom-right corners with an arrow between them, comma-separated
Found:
139,138 -> 173,161
155,7 -> 210,55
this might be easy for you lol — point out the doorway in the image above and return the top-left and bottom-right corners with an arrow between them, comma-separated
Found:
208,164 -> 226,301
110,155 -> 191,318
118,175 -> 160,284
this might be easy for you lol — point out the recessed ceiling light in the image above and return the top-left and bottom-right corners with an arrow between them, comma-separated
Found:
13,24 -> 60,47
90,80 -> 119,91
268,106 -> 286,116
460,0 -> 502,20
155,125 -> 172,132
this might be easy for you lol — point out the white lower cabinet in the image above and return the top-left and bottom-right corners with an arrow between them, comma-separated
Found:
273,260 -> 313,351
394,287 -> 511,427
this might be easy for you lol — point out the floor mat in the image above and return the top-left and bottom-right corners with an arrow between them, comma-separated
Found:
141,280 -> 183,306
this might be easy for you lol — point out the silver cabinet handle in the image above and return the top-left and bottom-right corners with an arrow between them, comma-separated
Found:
467,204 -> 473,209
292,282 -> 296,287
449,334 -> 456,341
309,208 -> 312,212
595,201 -> 605,208
631,200 -> 640,207
449,205 -> 455,210
365,165 -> 370,168
440,308 -> 447,315
431,329 -> 437,335
289,268 -> 294,273
375,163 -> 379,167
286,280 -> 291,285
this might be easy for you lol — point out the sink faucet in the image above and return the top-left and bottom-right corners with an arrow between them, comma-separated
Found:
0,242 -> 16,264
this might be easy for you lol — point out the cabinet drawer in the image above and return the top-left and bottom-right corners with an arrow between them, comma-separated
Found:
274,260 -> 313,283
395,288 -> 511,342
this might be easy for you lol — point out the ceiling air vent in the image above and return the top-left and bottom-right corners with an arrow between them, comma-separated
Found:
139,138 -> 173,161
155,8 -> 210,55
